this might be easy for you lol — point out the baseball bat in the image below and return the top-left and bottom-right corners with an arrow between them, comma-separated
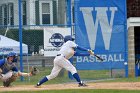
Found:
92,54 -> 104,61
88,50 -> 104,61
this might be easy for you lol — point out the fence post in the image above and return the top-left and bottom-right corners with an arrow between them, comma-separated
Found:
18,0 -> 23,81
124,62 -> 128,77
66,0 -> 71,27
42,59 -> 45,67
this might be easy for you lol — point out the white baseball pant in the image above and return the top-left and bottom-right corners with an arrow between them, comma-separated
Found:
0,71 -> 13,81
46,55 -> 77,80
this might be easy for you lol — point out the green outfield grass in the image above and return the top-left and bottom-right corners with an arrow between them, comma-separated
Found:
0,67 -> 140,93
0,66 -> 140,86
1,89 -> 140,93
0,67 -> 112,86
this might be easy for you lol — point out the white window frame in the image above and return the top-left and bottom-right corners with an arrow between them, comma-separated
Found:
22,1 -> 27,25
39,0 -> 53,25
8,3 -> 14,25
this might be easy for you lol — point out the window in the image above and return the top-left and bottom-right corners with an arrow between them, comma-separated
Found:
22,1 -> 27,25
8,3 -> 14,25
2,5 -> 7,25
42,3 -> 50,24
39,1 -> 53,25
0,6 -> 2,25
1,4 -> 14,26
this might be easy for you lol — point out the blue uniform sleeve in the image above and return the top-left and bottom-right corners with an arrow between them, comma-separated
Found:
77,46 -> 89,51
74,52 -> 90,56
0,59 -> 5,67
12,67 -> 18,72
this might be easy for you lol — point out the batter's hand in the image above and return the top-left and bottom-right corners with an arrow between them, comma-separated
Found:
88,49 -> 104,61
88,49 -> 94,55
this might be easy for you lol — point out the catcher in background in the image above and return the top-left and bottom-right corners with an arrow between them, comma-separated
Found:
36,35 -> 94,87
0,52 -> 38,87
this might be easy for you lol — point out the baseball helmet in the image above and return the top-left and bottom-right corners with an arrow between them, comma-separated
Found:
7,52 -> 18,62
64,35 -> 75,42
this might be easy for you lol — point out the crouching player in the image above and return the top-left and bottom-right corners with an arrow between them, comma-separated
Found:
0,52 -> 36,87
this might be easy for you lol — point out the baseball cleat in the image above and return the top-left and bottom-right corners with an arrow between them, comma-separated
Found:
78,81 -> 88,87
3,81 -> 10,87
34,85 -> 41,88
3,82 -> 13,87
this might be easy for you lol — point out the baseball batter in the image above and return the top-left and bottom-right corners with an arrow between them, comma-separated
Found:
36,35 -> 94,87
0,52 -> 34,87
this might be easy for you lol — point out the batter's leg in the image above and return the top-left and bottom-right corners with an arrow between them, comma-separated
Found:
36,63 -> 62,86
58,58 -> 81,83
73,73 -> 81,83
60,58 -> 87,86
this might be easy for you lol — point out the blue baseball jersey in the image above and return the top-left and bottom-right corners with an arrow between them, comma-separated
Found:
0,59 -> 18,74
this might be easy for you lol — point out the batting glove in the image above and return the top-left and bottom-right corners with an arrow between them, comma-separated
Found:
88,49 -> 94,55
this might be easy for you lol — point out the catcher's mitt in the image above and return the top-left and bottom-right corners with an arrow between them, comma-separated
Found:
30,66 -> 39,75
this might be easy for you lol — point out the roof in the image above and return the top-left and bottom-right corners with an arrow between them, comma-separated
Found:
0,35 -> 28,54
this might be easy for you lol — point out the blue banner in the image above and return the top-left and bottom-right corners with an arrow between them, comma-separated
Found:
75,0 -> 127,70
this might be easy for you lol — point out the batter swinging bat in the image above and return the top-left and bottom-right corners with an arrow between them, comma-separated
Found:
88,50 -> 104,61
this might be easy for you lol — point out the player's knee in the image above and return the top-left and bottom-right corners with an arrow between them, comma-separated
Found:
69,68 -> 77,75
47,73 -> 58,80
71,70 -> 77,75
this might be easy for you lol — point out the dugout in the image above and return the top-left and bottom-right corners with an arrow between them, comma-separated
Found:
128,17 -> 140,77
135,26 -> 140,76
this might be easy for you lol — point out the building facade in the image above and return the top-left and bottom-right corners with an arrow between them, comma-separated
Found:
0,0 -> 66,26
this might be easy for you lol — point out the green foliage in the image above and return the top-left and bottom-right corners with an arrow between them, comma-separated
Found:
0,28 -> 6,35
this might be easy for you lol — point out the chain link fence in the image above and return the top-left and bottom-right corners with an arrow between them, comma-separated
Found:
0,0 -> 125,84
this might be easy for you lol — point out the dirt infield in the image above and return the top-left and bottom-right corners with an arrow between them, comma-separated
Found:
0,82 -> 140,92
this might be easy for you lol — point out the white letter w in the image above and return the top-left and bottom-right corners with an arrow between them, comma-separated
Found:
80,7 -> 117,50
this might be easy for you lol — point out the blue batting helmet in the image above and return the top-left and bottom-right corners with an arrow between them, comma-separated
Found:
7,52 -> 17,57
7,52 -> 18,62
64,35 -> 75,42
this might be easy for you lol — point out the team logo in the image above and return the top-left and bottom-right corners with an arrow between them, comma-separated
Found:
49,33 -> 64,47
80,7 -> 118,50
